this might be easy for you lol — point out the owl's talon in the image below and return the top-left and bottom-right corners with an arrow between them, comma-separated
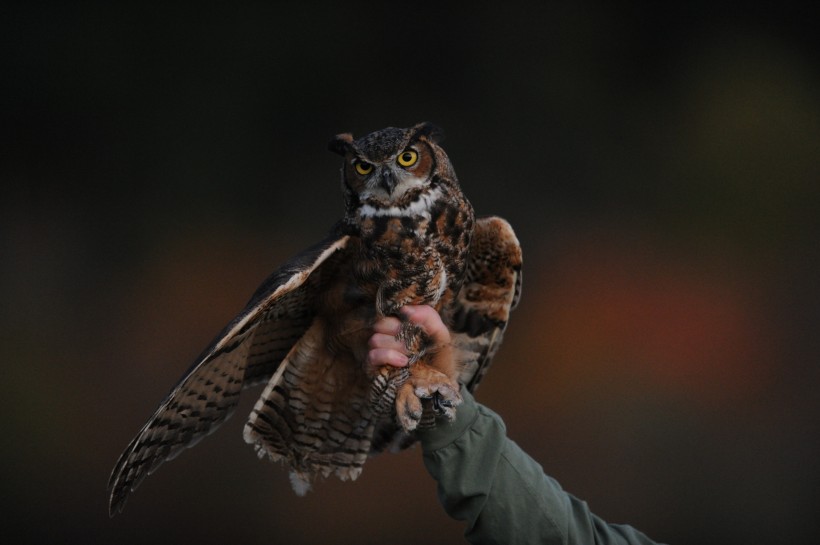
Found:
432,394 -> 452,411
394,369 -> 461,431
430,390 -> 460,420
396,384 -> 423,431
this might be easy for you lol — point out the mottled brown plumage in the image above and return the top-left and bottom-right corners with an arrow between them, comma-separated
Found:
108,122 -> 522,515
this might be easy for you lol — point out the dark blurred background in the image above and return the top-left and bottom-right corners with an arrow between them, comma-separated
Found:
2,3 -> 818,544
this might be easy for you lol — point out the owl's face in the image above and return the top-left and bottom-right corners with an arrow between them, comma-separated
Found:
342,142 -> 434,204
329,123 -> 449,211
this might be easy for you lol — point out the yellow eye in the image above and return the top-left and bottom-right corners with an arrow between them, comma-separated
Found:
397,149 -> 418,168
354,161 -> 373,175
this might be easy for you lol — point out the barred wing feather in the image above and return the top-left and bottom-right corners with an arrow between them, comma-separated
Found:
107,229 -> 349,516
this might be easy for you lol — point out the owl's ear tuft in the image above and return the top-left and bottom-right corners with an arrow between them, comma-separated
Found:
328,133 -> 354,156
412,122 -> 444,144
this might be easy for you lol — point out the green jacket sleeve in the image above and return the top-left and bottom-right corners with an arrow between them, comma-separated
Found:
416,389 -> 663,545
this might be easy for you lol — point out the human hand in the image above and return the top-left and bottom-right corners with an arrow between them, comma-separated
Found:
366,305 -> 451,372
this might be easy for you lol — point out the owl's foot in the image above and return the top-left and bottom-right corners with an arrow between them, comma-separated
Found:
395,365 -> 462,432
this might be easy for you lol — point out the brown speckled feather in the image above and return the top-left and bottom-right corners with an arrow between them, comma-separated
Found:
107,231 -> 350,516
451,216 -> 522,391
108,123 -> 523,515
369,216 -> 522,453
243,318 -> 378,495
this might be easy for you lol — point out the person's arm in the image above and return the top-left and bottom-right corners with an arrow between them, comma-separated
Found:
368,306 -> 663,545
417,389 -> 660,545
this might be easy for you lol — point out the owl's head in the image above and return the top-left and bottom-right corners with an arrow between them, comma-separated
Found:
329,122 -> 456,214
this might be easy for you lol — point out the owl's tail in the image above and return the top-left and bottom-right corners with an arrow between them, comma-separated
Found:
243,319 -> 378,494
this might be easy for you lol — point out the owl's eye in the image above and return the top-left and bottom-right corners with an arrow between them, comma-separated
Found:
397,150 -> 418,168
354,161 -> 373,176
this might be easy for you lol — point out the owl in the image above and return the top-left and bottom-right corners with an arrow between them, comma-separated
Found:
108,122 -> 522,515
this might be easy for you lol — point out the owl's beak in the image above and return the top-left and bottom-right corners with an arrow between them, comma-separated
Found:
379,169 -> 398,194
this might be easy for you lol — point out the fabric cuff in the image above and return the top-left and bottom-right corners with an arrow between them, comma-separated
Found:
417,387 -> 480,453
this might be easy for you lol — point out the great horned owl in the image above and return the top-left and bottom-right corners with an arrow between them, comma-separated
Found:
108,122 -> 522,514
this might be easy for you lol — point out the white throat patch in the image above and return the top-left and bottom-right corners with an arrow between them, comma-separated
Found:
358,186 -> 442,220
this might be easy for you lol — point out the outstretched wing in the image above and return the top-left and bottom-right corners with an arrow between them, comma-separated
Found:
451,216 -> 522,391
107,227 -> 350,516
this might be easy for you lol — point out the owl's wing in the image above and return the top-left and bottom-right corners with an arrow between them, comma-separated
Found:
451,216 -> 522,391
370,216 -> 521,454
107,227 -> 350,516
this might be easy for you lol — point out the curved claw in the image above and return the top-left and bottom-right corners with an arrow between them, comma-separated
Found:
428,388 -> 461,421
432,393 -> 454,413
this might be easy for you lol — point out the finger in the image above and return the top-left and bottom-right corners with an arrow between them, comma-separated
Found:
366,348 -> 409,369
368,333 -> 408,353
372,316 -> 402,336
402,305 -> 451,345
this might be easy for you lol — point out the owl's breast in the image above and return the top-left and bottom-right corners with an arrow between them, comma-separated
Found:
358,214 -> 429,249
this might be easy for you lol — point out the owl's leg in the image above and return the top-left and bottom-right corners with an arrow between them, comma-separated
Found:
396,319 -> 430,364
368,365 -> 409,416
394,321 -> 462,432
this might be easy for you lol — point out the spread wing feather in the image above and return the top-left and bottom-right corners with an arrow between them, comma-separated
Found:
107,227 -> 350,516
